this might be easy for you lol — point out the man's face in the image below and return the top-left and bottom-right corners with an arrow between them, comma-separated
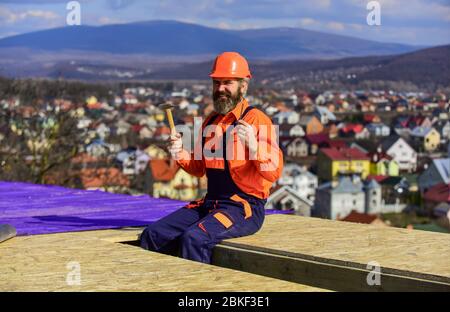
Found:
212,78 -> 245,115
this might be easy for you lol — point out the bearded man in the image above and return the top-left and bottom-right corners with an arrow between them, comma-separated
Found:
140,52 -> 283,264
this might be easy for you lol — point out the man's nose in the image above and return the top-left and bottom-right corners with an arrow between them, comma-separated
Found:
217,84 -> 227,92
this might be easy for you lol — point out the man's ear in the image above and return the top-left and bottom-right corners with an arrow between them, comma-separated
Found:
240,80 -> 249,95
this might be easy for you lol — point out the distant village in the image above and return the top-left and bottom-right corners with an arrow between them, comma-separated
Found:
1,82 -> 449,233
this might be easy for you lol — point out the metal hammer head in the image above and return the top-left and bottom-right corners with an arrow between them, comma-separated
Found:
159,102 -> 175,110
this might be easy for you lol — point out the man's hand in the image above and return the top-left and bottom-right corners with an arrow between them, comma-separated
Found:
234,120 -> 258,155
168,133 -> 183,160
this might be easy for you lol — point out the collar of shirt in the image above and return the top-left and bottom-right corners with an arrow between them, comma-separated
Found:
217,98 -> 249,125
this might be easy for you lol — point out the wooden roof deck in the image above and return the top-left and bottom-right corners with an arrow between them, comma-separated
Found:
215,215 -> 450,291
2,214 -> 449,291
0,226 -> 324,292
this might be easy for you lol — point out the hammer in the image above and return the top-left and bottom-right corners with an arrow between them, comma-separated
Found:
159,102 -> 176,135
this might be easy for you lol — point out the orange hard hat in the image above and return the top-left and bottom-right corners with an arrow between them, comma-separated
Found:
209,52 -> 252,79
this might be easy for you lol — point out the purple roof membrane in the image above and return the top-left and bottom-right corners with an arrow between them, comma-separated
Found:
0,181 -> 287,236
0,181 -> 187,236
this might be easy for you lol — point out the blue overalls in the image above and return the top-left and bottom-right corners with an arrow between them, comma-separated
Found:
140,106 -> 267,263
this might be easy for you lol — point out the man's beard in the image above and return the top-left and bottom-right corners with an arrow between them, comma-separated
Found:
213,89 -> 243,115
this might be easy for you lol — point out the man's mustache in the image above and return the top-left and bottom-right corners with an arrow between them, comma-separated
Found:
214,91 -> 231,99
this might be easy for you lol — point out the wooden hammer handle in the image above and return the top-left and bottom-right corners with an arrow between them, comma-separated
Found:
165,109 -> 176,134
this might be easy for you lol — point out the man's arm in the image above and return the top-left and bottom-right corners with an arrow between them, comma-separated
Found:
235,112 -> 284,183
169,114 -> 219,178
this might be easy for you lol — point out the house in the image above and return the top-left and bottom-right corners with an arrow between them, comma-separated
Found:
340,211 -> 387,226
279,124 -> 305,138
420,116 -> 434,128
422,183 -> 450,213
285,137 -> 309,158
418,158 -> 450,194
273,111 -> 300,124
144,159 -> 198,201
305,133 -> 330,155
135,149 -> 151,174
325,123 -> 339,139
355,127 -> 371,140
363,179 -> 383,214
115,148 -> 137,175
86,139 -> 110,157
154,125 -> 171,140
299,115 -> 324,135
317,147 -> 370,181
368,146 -> 399,176
432,202 -> 450,218
363,114 -> 381,124
410,126 -> 441,152
95,123 -> 110,140
116,120 -> 131,136
139,126 -> 154,139
278,163 -> 318,201
339,123 -> 365,138
377,176 -> 410,213
79,168 -> 130,192
266,185 -> 313,216
380,136 -> 417,172
145,144 -> 168,159
365,123 -> 391,137
314,175 -> 366,220
314,106 -> 336,125
434,120 -> 450,143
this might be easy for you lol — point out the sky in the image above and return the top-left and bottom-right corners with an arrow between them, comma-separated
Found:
0,0 -> 449,46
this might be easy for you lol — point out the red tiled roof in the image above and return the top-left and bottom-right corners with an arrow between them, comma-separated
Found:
367,151 -> 393,162
320,147 -> 369,161
423,183 -> 450,203
71,153 -> 100,164
80,168 -> 130,188
131,124 -> 144,133
328,140 -> 348,149
154,126 -> 171,136
150,159 -> 179,182
342,123 -> 364,134
341,210 -> 379,224
305,133 -> 329,145
366,175 -> 389,182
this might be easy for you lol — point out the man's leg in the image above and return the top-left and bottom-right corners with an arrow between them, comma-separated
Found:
180,198 -> 265,263
140,199 -> 207,255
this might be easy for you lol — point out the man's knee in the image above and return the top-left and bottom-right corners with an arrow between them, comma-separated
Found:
180,227 -> 206,248
139,225 -> 159,251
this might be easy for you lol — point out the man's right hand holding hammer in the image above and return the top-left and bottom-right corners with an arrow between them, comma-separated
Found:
168,132 -> 183,160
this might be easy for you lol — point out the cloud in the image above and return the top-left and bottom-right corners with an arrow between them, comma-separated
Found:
97,16 -> 124,24
0,6 -> 59,25
327,21 -> 345,31
299,18 -> 319,27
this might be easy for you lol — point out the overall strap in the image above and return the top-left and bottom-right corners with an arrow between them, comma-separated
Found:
233,106 -> 256,126
201,113 -> 221,148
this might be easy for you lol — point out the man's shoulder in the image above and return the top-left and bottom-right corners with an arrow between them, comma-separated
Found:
245,106 -> 272,125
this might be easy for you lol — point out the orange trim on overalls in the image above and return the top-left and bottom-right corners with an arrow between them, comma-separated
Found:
213,212 -> 233,229
230,194 -> 252,219
186,198 -> 204,209
198,222 -> 207,233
